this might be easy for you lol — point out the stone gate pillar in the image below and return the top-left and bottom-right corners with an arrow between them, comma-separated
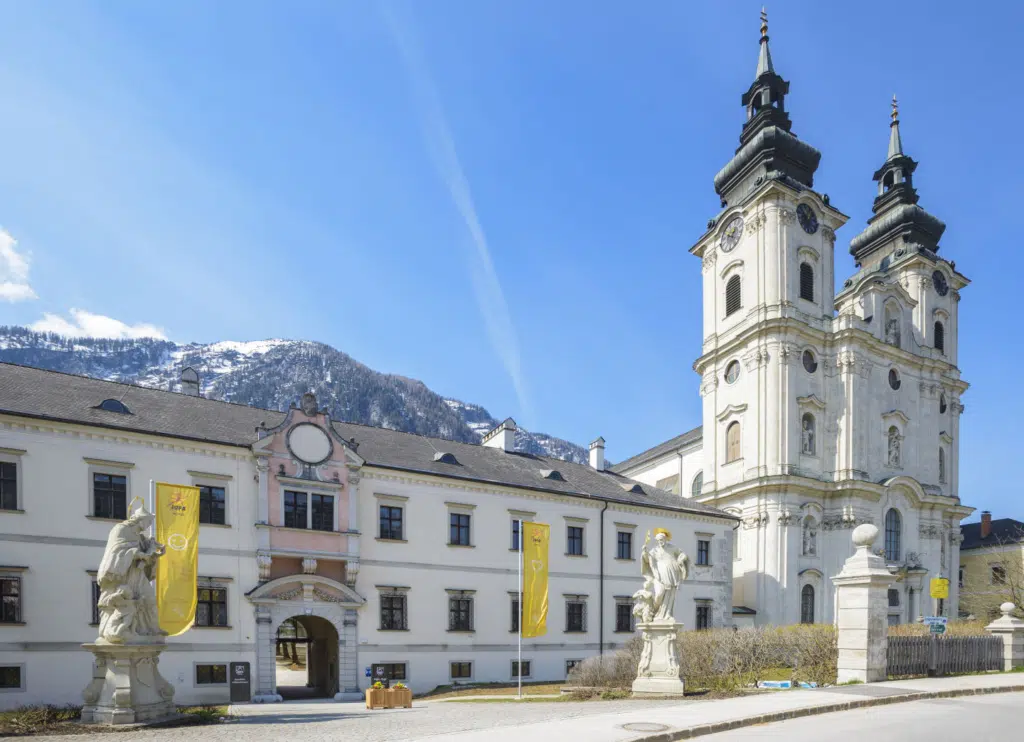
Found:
985,603 -> 1024,672
831,524 -> 894,683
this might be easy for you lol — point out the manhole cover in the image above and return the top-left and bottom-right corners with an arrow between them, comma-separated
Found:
621,723 -> 671,732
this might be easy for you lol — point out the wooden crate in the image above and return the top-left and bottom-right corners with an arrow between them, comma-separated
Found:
365,688 -> 387,709
387,687 -> 413,708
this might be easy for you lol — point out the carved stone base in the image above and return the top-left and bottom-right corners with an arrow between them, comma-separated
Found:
631,620 -> 685,697
81,643 -> 176,725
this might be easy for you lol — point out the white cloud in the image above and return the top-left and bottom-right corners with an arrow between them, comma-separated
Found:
384,8 -> 532,422
0,230 -> 38,302
29,308 -> 167,340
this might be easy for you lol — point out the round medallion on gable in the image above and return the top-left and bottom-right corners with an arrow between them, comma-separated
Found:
287,423 -> 333,465
797,204 -> 819,235
719,216 -> 744,252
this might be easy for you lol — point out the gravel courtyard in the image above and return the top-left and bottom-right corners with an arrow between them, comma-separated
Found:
28,698 -> 673,742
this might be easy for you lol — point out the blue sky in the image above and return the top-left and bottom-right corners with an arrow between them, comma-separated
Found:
0,1 -> 1019,520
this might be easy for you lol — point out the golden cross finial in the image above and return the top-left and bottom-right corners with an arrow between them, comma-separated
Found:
891,94 -> 899,122
760,7 -> 768,38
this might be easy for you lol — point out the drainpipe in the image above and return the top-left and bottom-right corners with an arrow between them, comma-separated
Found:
598,500 -> 609,656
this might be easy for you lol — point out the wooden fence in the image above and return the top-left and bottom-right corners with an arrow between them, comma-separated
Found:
887,635 -> 1003,678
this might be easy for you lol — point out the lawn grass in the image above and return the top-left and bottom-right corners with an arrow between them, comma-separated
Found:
417,682 -> 565,700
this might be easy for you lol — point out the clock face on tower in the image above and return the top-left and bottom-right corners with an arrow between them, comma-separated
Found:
719,216 -> 744,252
933,270 -> 949,297
797,203 -> 819,234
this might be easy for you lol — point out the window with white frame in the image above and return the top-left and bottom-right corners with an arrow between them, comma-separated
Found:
511,660 -> 531,679
283,490 -> 335,531
379,587 -> 409,631
0,569 -> 24,624
189,472 -> 232,526
446,503 -> 475,546
92,472 -> 128,520
0,448 -> 24,511
195,664 -> 227,685
450,661 -> 472,680
614,598 -> 634,633
565,595 -> 587,633
448,590 -> 474,631
195,582 -> 229,627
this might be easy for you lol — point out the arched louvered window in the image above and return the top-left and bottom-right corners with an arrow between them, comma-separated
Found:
725,275 -> 742,317
934,321 -> 945,354
726,422 -> 741,463
885,509 -> 902,562
801,585 -> 815,624
799,262 -> 814,302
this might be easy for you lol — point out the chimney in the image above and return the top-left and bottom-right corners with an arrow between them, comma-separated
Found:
589,436 -> 606,471
981,511 -> 992,539
180,367 -> 201,397
482,418 -> 517,452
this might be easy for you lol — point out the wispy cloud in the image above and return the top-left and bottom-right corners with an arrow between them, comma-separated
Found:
0,230 -> 38,302
29,308 -> 167,340
383,7 -> 532,421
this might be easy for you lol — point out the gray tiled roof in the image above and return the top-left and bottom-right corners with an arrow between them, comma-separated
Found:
609,425 -> 703,474
0,363 -> 733,521
960,519 -> 1024,551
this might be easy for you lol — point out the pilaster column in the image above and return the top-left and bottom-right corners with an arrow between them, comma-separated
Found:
832,524 -> 895,683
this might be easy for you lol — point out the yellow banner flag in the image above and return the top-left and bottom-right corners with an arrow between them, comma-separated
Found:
522,522 -> 549,638
155,482 -> 200,637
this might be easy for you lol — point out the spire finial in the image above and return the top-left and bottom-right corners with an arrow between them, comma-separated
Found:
887,95 -> 904,160
755,7 -> 774,76
891,94 -> 899,123
760,7 -> 768,39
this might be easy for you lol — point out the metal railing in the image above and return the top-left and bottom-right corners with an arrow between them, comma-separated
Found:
887,635 -> 1002,678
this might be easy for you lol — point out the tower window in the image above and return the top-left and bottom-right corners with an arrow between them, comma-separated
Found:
934,321 -> 945,354
724,360 -> 740,384
884,509 -> 902,562
726,422 -> 741,464
799,263 -> 814,302
802,350 -> 818,374
725,276 -> 742,317
940,394 -> 948,414
888,368 -> 901,391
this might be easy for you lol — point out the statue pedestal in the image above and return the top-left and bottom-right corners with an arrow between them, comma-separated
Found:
81,642 -> 177,726
631,620 -> 685,697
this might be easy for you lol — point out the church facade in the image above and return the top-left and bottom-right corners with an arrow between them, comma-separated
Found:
613,16 -> 973,627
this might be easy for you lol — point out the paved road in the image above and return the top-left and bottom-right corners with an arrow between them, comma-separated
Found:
708,692 -> 1023,741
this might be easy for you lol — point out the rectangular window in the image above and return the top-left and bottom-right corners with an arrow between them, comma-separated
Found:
616,531 -> 632,560
0,666 -> 22,690
567,526 -> 584,556
311,494 -> 334,532
449,513 -> 471,546
510,595 -> 520,633
196,587 -> 228,627
198,485 -> 226,526
450,662 -> 472,679
93,473 -> 127,520
511,660 -> 531,679
195,664 -> 227,685
888,589 -> 901,608
380,595 -> 407,631
0,462 -> 17,511
615,602 -> 634,633
375,663 -> 406,681
284,491 -> 308,529
91,580 -> 101,625
695,603 -> 711,630
511,520 -> 520,551
958,567 -> 965,589
992,565 -> 1007,585
379,505 -> 403,540
697,539 -> 711,566
565,659 -> 581,676
0,577 -> 20,624
566,600 -> 585,633
449,596 -> 473,631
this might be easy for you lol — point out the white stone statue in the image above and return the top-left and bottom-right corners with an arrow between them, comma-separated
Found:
95,505 -> 167,644
802,519 -> 817,556
639,529 -> 690,622
887,427 -> 901,469
885,317 -> 901,348
801,418 -> 815,455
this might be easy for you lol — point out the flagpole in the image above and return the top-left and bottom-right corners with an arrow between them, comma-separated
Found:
518,518 -> 523,700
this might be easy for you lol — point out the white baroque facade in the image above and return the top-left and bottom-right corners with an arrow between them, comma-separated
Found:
614,22 -> 973,627
0,364 -> 735,708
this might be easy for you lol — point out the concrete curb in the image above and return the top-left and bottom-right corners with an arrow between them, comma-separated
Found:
633,684 -> 1024,741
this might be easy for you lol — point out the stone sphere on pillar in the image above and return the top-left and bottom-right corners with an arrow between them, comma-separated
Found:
852,523 -> 879,548
1000,602 -> 1016,617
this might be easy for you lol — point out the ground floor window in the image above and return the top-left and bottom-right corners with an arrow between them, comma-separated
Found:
511,660 -> 531,678
800,585 -> 815,625
195,664 -> 227,685
196,587 -> 228,627
695,601 -> 712,630
0,665 -> 22,689
377,663 -> 407,681
565,659 -> 582,676
615,601 -> 634,633
450,662 -> 472,680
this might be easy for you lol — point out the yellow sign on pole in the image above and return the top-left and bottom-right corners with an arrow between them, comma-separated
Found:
155,482 -> 200,636
930,577 -> 950,600
521,522 -> 549,638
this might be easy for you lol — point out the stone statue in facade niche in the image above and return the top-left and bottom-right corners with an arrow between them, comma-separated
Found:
803,520 -> 817,556
801,418 -> 815,455
639,529 -> 690,622
887,428 -> 901,469
885,318 -> 901,348
95,505 -> 166,644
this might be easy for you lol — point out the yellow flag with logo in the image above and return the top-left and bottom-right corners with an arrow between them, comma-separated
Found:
155,482 -> 200,636
522,521 -> 549,638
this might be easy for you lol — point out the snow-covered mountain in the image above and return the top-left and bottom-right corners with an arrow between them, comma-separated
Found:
0,326 -> 588,463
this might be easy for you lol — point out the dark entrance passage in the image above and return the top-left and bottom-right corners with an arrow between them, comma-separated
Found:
276,615 -> 339,700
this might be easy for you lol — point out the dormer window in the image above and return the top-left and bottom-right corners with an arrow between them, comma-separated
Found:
540,469 -> 565,482
433,452 -> 459,465
97,399 -> 131,415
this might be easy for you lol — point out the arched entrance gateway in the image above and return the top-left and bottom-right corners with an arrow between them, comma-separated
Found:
248,574 -> 364,702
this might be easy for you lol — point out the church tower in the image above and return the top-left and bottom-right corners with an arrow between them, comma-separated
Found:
692,12 -> 846,501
